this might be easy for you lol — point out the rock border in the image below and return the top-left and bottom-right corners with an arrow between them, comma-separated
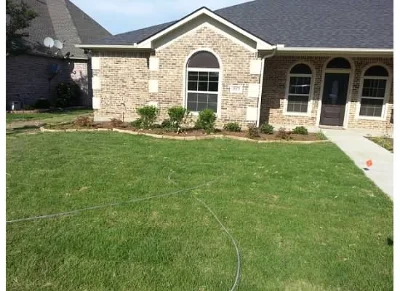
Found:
39,127 -> 330,144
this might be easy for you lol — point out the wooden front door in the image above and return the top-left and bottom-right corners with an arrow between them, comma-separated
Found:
319,73 -> 349,126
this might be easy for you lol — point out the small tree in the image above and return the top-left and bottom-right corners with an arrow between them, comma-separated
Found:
6,0 -> 38,56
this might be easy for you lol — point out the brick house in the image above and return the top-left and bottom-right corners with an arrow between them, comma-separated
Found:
77,0 -> 393,133
6,0 -> 111,109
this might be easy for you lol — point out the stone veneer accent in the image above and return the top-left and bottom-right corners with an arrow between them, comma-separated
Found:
92,25 -> 261,128
260,55 -> 393,132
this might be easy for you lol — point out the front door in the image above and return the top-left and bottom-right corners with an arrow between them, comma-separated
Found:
319,73 -> 349,126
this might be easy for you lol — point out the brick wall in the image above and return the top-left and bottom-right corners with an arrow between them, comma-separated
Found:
92,25 -> 261,127
6,54 -> 90,108
260,55 -> 393,132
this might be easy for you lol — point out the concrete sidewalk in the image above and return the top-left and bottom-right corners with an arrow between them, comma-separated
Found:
322,129 -> 393,199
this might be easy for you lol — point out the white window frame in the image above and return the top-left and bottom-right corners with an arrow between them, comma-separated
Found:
284,63 -> 314,116
183,49 -> 222,117
356,64 -> 391,121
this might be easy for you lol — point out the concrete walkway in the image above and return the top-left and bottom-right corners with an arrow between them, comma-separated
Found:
322,129 -> 393,199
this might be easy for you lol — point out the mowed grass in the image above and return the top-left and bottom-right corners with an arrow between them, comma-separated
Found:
6,109 -> 92,124
6,132 -> 393,290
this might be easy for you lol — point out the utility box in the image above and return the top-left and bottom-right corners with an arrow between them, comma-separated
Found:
10,101 -> 21,111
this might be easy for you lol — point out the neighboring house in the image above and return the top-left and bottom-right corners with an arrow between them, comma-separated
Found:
6,0 -> 111,109
77,0 -> 393,133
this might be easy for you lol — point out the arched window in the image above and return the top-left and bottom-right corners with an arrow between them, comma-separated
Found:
359,65 -> 389,118
186,51 -> 220,113
286,63 -> 313,113
326,57 -> 351,69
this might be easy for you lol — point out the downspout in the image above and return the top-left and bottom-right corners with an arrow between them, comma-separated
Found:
256,45 -> 280,127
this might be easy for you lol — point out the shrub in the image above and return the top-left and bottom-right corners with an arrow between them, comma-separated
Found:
223,122 -> 241,132
259,123 -> 274,134
34,98 -> 51,109
55,82 -> 80,107
74,116 -> 93,127
161,119 -> 173,128
168,106 -> 189,128
131,118 -> 142,128
195,109 -> 216,133
246,124 -> 260,139
316,131 -> 327,140
137,105 -> 159,128
292,126 -> 308,135
276,127 -> 292,140
110,118 -> 123,128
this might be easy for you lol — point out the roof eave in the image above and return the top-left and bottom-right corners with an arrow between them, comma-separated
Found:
276,47 -> 393,56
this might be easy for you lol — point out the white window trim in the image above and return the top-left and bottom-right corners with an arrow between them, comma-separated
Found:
283,63 -> 315,117
355,64 -> 391,121
183,49 -> 223,116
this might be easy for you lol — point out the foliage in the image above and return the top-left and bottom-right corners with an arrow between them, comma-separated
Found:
110,118 -> 123,128
259,123 -> 274,134
34,98 -> 51,109
276,127 -> 292,140
316,131 -> 327,141
195,109 -> 217,133
161,119 -> 172,129
292,126 -> 308,135
55,82 -> 81,108
131,119 -> 143,129
136,105 -> 159,129
368,136 -> 393,152
246,124 -> 260,139
74,116 -> 93,127
223,122 -> 241,132
6,0 -> 37,56
167,106 -> 189,128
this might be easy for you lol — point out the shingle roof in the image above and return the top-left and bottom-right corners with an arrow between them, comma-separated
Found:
13,0 -> 111,58
87,0 -> 392,49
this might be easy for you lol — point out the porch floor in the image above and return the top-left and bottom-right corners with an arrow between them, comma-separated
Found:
322,128 -> 393,199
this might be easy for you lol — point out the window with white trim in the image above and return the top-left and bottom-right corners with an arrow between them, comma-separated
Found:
359,65 -> 389,118
186,51 -> 220,113
287,64 -> 312,113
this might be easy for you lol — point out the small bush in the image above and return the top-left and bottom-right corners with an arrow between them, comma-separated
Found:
276,127 -> 292,140
74,116 -> 93,127
316,131 -> 327,140
110,118 -> 123,128
161,119 -> 173,128
195,109 -> 217,133
34,98 -> 51,109
223,122 -> 241,132
131,118 -> 142,128
137,105 -> 159,128
247,124 -> 260,139
292,126 -> 308,135
168,106 -> 189,128
259,123 -> 274,134
55,82 -> 80,107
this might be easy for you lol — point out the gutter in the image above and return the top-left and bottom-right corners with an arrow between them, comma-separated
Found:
256,45 -> 281,127
276,47 -> 393,55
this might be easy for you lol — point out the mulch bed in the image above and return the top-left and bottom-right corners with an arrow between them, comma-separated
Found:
46,121 -> 325,142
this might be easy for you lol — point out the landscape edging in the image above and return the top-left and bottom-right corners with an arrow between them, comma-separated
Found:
39,127 -> 330,144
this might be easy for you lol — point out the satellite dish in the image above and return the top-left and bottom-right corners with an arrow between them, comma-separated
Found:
54,40 -> 63,50
44,37 -> 54,48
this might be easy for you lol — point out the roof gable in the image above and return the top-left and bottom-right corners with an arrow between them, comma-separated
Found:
11,0 -> 111,58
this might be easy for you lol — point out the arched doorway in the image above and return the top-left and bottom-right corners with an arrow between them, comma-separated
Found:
319,57 -> 351,126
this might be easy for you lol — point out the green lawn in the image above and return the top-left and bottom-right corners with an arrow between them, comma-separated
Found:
6,109 -> 92,124
6,132 -> 393,290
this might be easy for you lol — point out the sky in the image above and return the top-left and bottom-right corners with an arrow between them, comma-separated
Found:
70,0 -> 251,35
